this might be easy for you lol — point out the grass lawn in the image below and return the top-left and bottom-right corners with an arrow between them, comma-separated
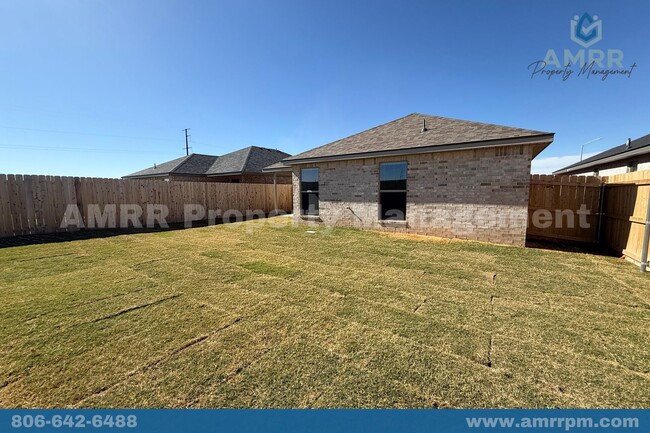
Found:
1,217 -> 648,408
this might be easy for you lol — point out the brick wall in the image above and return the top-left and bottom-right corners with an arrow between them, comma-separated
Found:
291,145 -> 535,246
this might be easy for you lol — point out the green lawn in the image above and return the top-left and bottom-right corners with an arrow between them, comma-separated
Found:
1,218 -> 648,408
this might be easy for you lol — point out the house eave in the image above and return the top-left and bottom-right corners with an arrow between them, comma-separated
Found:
206,171 -> 245,177
122,172 -> 206,179
553,145 -> 650,175
122,173 -> 172,179
262,166 -> 292,173
283,134 -> 554,165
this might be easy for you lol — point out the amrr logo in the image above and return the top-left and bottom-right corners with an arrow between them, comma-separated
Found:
527,12 -> 636,81
570,13 -> 602,48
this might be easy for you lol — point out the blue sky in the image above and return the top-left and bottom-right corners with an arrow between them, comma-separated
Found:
0,0 -> 648,177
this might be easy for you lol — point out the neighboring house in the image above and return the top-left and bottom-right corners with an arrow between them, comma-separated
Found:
205,146 -> 290,183
276,113 -> 554,246
553,134 -> 650,176
261,160 -> 292,175
123,146 -> 291,184
123,154 -> 218,182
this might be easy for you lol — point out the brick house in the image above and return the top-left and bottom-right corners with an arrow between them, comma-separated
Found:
123,146 -> 291,184
277,113 -> 554,246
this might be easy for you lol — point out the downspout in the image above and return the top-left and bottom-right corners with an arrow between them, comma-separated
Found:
640,190 -> 650,272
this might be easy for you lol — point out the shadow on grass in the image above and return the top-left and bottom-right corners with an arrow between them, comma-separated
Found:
526,237 -> 620,258
0,215 -> 280,249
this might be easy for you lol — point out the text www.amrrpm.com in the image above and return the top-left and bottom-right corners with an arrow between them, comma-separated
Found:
466,416 -> 640,431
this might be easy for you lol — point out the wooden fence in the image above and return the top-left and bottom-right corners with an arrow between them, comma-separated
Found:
601,171 -> 650,266
2,171 -> 648,268
0,175 -> 293,238
527,170 -> 650,269
527,174 -> 602,243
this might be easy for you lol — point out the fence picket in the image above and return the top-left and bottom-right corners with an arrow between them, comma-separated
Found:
7,175 -> 25,235
22,175 -> 36,234
0,174 -> 11,237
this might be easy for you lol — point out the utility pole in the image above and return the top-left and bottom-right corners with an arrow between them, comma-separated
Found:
183,128 -> 191,155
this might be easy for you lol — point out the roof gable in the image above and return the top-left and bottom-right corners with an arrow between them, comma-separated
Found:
284,113 -> 552,162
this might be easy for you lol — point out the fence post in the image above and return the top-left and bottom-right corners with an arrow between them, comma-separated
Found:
640,191 -> 650,272
273,173 -> 278,214
596,183 -> 606,244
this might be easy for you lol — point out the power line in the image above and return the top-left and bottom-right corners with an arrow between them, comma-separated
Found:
0,125 -> 178,143
0,143 -> 179,155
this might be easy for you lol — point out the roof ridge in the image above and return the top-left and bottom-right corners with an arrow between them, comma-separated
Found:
284,113 -> 553,163
254,145 -> 288,153
168,154 -> 193,174
284,113 -> 417,161
416,113 -> 547,134
240,146 -> 255,172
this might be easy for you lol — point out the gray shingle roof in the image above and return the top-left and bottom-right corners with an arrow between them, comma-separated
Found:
553,134 -> 650,174
123,147 -> 290,179
262,161 -> 292,172
283,113 -> 553,163
174,154 -> 219,175
123,154 -> 214,178
206,146 -> 290,176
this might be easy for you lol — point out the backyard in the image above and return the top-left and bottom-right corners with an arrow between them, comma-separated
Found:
0,218 -> 648,408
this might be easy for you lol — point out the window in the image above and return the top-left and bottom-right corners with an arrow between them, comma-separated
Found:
379,162 -> 407,221
300,168 -> 319,215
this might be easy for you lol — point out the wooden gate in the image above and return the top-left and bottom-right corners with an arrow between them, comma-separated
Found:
601,171 -> 650,266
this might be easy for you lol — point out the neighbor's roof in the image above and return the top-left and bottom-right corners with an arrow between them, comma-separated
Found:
123,146 -> 290,179
262,161 -> 292,173
283,113 -> 553,163
123,154 -> 218,178
553,134 -> 650,175
206,146 -> 290,176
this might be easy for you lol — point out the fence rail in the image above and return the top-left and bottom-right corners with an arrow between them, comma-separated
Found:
0,175 -> 292,238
